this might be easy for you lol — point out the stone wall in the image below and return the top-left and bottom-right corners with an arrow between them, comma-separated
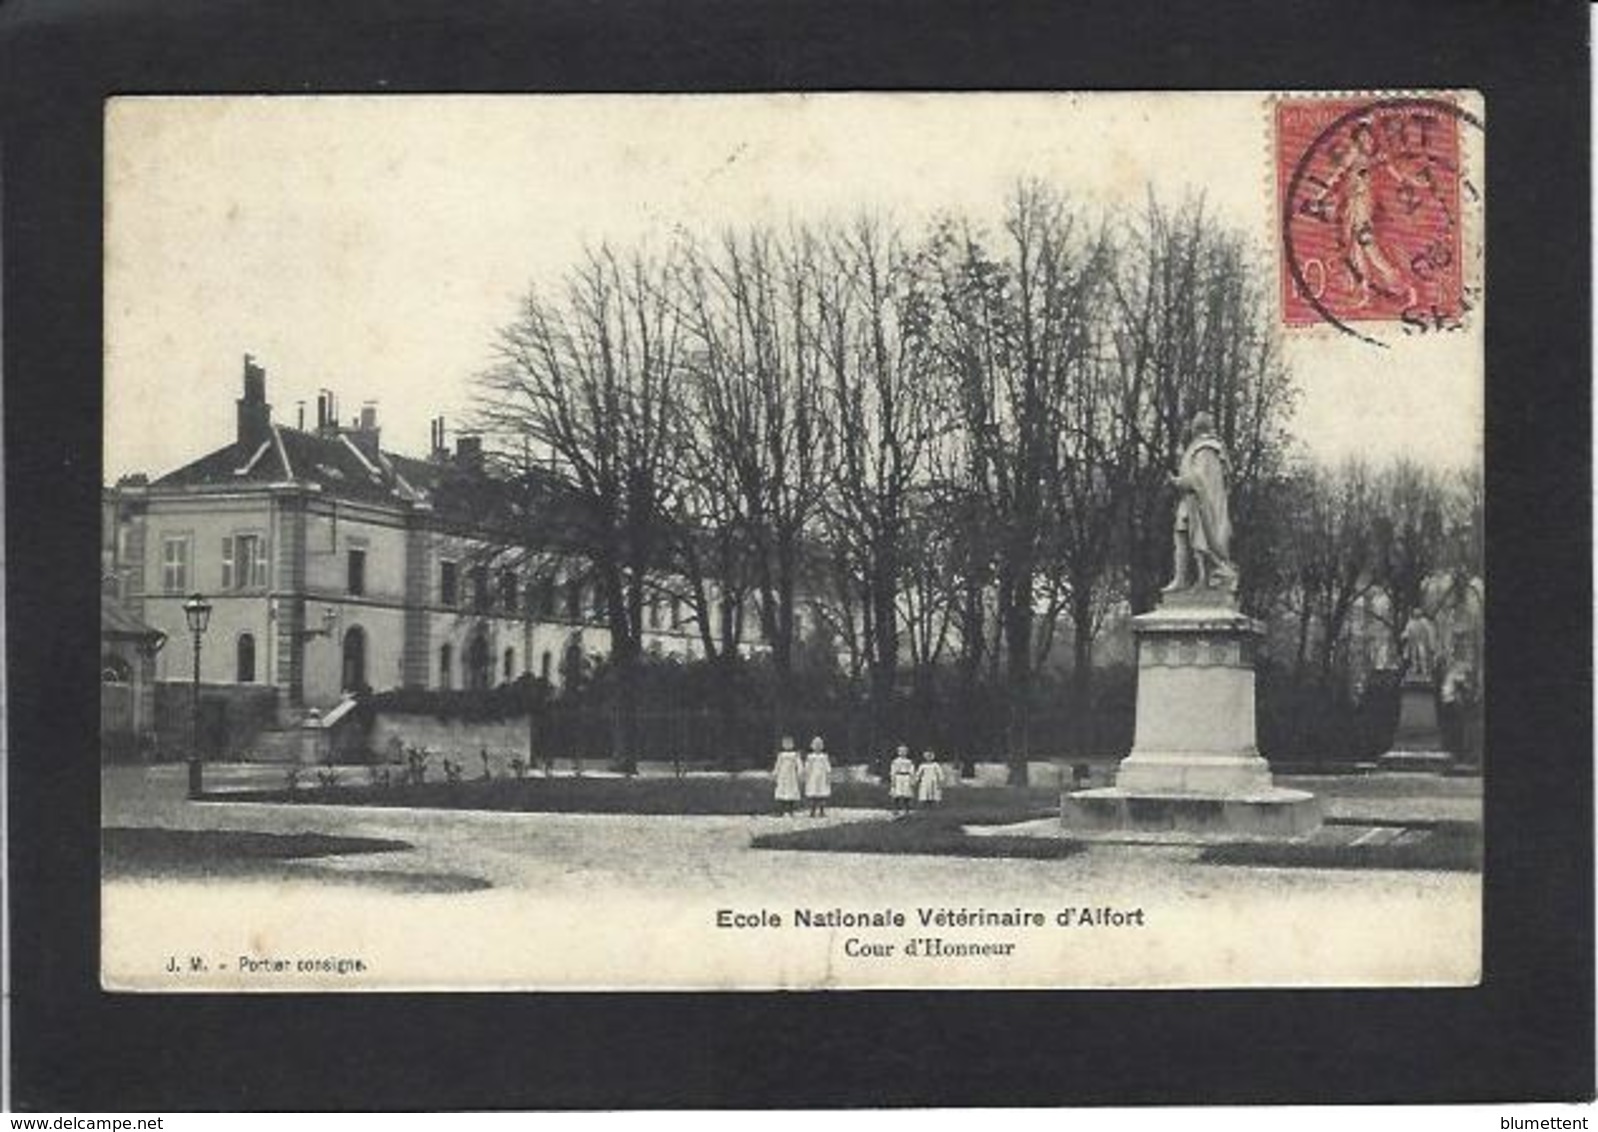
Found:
367,711 -> 532,762
153,681 -> 280,758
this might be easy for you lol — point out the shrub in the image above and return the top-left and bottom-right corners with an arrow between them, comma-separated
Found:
404,746 -> 430,785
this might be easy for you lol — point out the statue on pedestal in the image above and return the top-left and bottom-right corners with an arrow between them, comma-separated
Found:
1162,411 -> 1238,595
1063,416 -> 1321,837
1400,611 -> 1439,683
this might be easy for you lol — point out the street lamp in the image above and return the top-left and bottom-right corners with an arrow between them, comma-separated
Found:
183,592 -> 212,799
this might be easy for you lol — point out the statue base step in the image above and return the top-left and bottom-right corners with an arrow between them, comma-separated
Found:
1113,750 -> 1274,794
1062,786 -> 1322,840
1378,750 -> 1453,773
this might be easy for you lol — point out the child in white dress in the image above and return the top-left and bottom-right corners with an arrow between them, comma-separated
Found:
888,744 -> 916,816
914,749 -> 945,808
772,735 -> 802,816
803,735 -> 833,817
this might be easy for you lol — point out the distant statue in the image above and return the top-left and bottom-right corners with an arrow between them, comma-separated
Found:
1400,612 -> 1439,682
1162,411 -> 1238,595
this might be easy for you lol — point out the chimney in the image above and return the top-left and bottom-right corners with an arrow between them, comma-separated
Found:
236,354 -> 272,449
296,401 -> 306,431
317,389 -> 339,437
349,401 -> 382,459
455,433 -> 483,470
430,416 -> 449,462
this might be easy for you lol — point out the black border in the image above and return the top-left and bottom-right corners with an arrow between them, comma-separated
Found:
4,0 -> 1592,1111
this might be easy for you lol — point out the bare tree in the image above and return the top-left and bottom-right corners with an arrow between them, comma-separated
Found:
1278,459 -> 1380,681
896,487 -> 957,708
470,188 -> 1306,782
475,244 -> 684,771
1370,459 -> 1451,665
810,217 -> 941,758
1038,284 -> 1133,750
921,185 -> 1113,781
1110,195 -> 1297,615
675,228 -> 834,726
1440,462 -> 1484,611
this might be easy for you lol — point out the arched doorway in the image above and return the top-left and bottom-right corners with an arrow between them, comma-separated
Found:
341,625 -> 367,691
237,633 -> 256,683
466,631 -> 490,691
560,634 -> 584,689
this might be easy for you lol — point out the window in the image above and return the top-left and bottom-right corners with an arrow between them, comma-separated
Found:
161,536 -> 190,594
536,579 -> 556,618
347,548 -> 366,596
500,569 -> 518,613
237,633 -> 256,682
102,653 -> 132,683
342,626 -> 366,691
565,579 -> 582,621
221,534 -> 267,591
540,650 -> 552,682
669,596 -> 682,629
466,633 -> 490,691
503,647 -> 516,682
471,565 -> 490,613
440,561 -> 458,606
647,598 -> 662,630
438,643 -> 453,689
561,636 -> 584,685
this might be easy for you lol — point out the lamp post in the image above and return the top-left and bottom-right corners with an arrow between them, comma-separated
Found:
183,593 -> 212,799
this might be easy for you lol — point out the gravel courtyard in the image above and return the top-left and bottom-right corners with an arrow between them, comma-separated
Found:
102,765 -> 1482,992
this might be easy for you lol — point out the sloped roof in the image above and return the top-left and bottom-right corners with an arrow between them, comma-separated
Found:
153,425 -> 408,505
148,425 -> 583,542
101,595 -> 164,641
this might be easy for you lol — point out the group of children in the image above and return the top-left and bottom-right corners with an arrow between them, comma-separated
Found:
771,736 -> 945,818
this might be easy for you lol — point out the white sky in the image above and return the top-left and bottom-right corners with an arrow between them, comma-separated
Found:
104,93 -> 1483,480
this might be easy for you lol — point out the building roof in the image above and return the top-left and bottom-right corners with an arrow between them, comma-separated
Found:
101,594 -> 164,642
152,425 -> 417,506
148,424 -> 587,545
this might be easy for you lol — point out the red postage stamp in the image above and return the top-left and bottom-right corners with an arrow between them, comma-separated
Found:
1276,95 -> 1477,336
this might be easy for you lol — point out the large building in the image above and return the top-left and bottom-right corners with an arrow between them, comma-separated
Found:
103,357 -> 706,727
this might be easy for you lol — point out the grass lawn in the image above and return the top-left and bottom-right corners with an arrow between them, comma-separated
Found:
1199,820 -> 1482,872
213,774 -> 1060,818
751,794 -> 1080,861
102,827 -> 488,893
1281,773 -> 1484,800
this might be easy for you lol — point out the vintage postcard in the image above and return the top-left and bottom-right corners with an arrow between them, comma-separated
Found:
100,91 -> 1484,991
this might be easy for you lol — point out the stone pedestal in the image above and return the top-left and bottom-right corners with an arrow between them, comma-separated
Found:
1378,676 -> 1451,772
1062,590 -> 1321,838
298,709 -> 331,765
